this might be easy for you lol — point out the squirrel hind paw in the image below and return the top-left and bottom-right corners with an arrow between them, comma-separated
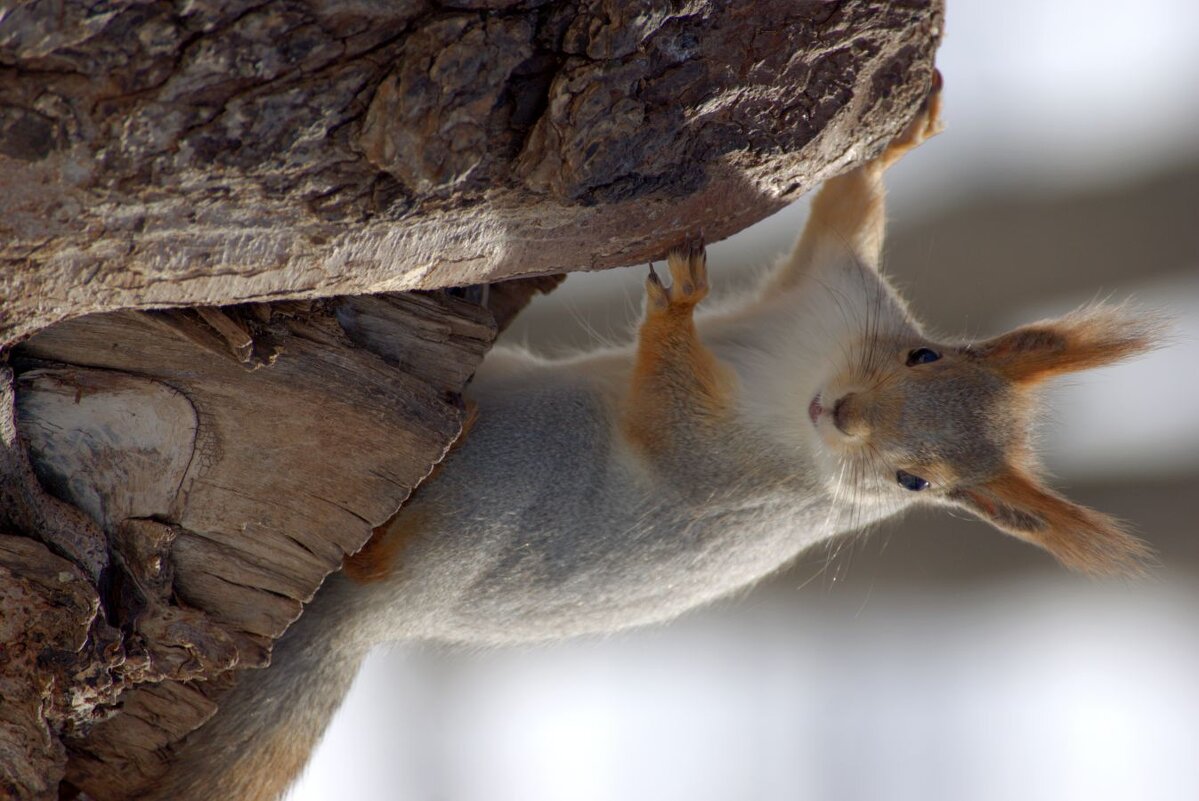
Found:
660,242 -> 709,308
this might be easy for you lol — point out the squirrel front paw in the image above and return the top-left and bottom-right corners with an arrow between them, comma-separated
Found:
646,241 -> 708,313
881,69 -> 944,167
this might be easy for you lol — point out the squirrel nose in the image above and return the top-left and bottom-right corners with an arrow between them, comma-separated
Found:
833,393 -> 869,437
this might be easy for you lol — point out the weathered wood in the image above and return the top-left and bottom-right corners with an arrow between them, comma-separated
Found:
0,533 -> 100,801
3,293 -> 495,799
16,370 -> 199,533
0,0 -> 943,346
485,274 -> 568,335
1,367 -> 109,579
61,682 -> 220,800
193,308 -> 255,365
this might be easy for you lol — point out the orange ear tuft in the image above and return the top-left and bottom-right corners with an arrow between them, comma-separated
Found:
950,469 -> 1153,576
974,304 -> 1162,384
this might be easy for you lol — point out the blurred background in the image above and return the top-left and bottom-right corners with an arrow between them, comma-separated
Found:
290,1 -> 1199,799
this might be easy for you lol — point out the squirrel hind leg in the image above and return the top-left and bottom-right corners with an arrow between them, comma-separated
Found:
647,242 -> 709,313
626,242 -> 735,454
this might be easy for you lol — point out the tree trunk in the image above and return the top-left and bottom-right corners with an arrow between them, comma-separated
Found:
0,0 -> 942,797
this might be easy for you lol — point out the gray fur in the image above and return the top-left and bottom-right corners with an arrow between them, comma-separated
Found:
370,256 -> 916,646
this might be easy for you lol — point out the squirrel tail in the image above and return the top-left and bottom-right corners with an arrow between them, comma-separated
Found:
139,573 -> 370,801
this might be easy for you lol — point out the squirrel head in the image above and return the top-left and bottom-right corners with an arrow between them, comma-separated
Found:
809,303 -> 1162,575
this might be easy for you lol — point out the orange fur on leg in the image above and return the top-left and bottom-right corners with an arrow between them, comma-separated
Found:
772,71 -> 942,288
623,244 -> 737,454
343,506 -> 433,584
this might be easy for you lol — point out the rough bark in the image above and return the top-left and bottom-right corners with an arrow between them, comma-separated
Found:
1,0 -> 941,346
0,0 -> 942,797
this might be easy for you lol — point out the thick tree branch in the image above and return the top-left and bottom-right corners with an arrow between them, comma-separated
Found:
1,0 -> 941,346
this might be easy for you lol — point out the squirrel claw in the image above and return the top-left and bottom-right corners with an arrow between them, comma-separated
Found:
651,242 -> 708,310
646,264 -> 670,310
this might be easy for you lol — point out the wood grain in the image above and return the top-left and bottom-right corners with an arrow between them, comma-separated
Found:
5,294 -> 494,799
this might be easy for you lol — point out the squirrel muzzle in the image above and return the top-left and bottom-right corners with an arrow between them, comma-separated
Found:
832,392 -> 871,438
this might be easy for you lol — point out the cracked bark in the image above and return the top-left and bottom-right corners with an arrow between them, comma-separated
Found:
0,0 -> 942,797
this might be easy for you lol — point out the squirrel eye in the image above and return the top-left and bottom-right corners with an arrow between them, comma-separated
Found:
896,470 -> 930,491
906,347 -> 941,366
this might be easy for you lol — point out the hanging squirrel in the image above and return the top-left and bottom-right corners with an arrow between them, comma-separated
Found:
142,77 -> 1159,801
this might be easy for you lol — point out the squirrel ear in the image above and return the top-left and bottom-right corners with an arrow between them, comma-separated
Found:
974,304 -> 1161,384
949,470 -> 1152,576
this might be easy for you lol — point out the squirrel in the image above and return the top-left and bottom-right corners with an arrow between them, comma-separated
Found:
140,78 -> 1159,801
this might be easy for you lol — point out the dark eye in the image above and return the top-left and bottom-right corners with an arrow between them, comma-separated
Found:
906,347 -> 941,366
896,470 -> 930,491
